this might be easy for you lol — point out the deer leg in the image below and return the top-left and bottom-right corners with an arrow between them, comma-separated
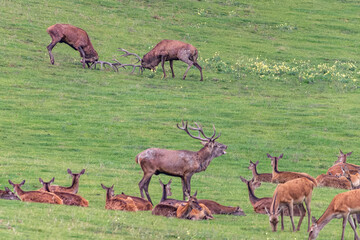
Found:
181,177 -> 187,200
280,209 -> 284,231
47,41 -> 58,65
78,46 -> 86,69
348,215 -> 360,240
304,196 -> 312,232
296,203 -> 306,231
169,60 -> 175,78
138,173 -> 153,203
193,62 -> 203,81
143,176 -> 153,205
288,203 -> 296,232
184,174 -> 193,199
341,215 -> 348,240
161,55 -> 166,79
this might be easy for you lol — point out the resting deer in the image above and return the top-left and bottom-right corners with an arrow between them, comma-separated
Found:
8,180 -> 63,205
111,190 -> 152,211
267,153 -> 317,185
240,176 -> 305,231
39,169 -> 85,194
159,179 -> 245,216
248,160 -> 272,183
0,187 -> 20,200
47,24 -> 98,68
176,192 -> 213,220
152,203 -> 178,217
267,177 -> 315,232
101,184 -> 138,211
136,121 -> 227,204
39,178 -> 88,207
316,172 -> 352,190
308,189 -> 360,240
333,149 -> 353,164
327,150 -> 360,176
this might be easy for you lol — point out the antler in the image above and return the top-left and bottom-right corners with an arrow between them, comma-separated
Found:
177,120 -> 221,142
91,61 -> 122,72
113,59 -> 143,74
118,48 -> 142,63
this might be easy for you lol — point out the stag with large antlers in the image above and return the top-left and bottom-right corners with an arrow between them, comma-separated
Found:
135,121 -> 227,204
47,24 -> 99,68
120,40 -> 203,81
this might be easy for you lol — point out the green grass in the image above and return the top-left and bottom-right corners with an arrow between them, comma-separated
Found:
1,0 -> 360,239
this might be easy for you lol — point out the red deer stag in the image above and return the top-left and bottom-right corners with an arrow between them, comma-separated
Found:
159,179 -> 245,216
47,24 -> 99,68
39,169 -> 85,194
8,180 -> 63,205
248,160 -> 272,183
267,177 -> 316,232
136,121 -> 227,204
239,176 -> 305,231
267,153 -> 317,185
101,184 -> 138,211
176,191 -> 213,220
121,40 -> 203,81
0,187 -> 20,200
308,189 -> 360,240
39,178 -> 88,207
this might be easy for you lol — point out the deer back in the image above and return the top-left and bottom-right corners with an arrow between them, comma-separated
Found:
114,193 -> 152,211
198,199 -> 245,216
316,174 -> 352,189
106,197 -> 138,211
152,204 -> 178,217
53,192 -> 88,207
0,187 -> 20,200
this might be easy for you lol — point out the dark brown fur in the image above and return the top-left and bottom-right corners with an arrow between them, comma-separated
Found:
101,184 -> 138,211
47,24 -> 98,68
141,40 -> 203,81
0,187 -> 20,200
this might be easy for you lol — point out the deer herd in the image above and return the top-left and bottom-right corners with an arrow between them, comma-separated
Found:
1,23 -> 356,239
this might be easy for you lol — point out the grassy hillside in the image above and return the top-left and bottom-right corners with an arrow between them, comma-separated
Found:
1,0 -> 360,239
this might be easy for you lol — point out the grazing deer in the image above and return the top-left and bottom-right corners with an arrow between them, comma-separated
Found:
248,160 -> 272,183
121,40 -> 203,81
101,184 -> 138,211
308,189 -> 360,240
39,169 -> 85,194
136,121 -> 227,204
176,192 -> 213,220
0,187 -> 20,200
267,153 -> 317,186
47,24 -> 99,68
239,176 -> 305,231
316,173 -> 352,190
267,177 -> 315,232
159,179 -> 245,216
8,180 -> 63,205
39,178 -> 88,207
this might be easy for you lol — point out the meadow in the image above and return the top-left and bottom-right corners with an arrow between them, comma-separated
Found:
1,0 -> 360,239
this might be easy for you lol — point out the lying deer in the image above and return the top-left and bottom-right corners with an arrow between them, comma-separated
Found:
101,184 -> 138,211
248,160 -> 272,183
316,172 -> 352,190
8,180 -> 63,205
333,149 -> 353,164
39,169 -> 85,194
159,179 -> 245,216
239,176 -> 305,231
309,189 -> 360,240
327,150 -> 360,176
0,187 -> 20,200
267,177 -> 315,232
110,189 -> 152,211
47,24 -> 98,68
136,121 -> 227,204
152,203 -> 178,217
267,153 -> 317,185
176,192 -> 213,220
39,178 -> 88,207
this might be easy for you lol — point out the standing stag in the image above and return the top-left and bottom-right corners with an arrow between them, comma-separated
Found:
121,40 -> 203,81
135,121 -> 227,204
47,24 -> 99,68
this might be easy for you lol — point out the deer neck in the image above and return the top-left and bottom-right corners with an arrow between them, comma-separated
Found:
106,191 -> 112,202
314,209 -> 336,232
69,176 -> 79,191
272,159 -> 280,174
14,186 -> 25,196
180,203 -> 193,218
251,166 -> 259,177
160,186 -> 168,202
247,182 -> 260,205
270,192 -> 280,215
196,146 -> 214,172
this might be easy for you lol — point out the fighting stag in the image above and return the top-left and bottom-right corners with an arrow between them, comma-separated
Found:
135,121 -> 227,204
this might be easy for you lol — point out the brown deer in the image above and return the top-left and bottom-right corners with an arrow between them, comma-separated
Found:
0,187 -> 20,200
308,189 -> 360,240
47,24 -> 99,68
341,165 -> 360,189
248,160 -> 272,183
333,149 -> 353,164
101,184 -> 138,211
239,176 -> 305,231
39,169 -> 85,194
39,178 -> 88,207
315,172 -> 352,190
136,121 -> 227,204
159,179 -> 245,216
111,191 -> 152,211
267,177 -> 315,232
267,153 -> 317,186
176,192 -> 213,220
8,180 -> 63,205
152,203 -> 178,217
327,150 -> 360,176
121,40 -> 203,81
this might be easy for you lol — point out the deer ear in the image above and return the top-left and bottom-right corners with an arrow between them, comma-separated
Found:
339,149 -> 344,154
50,177 -> 55,183
255,160 -> 259,165
347,152 -> 353,157
267,153 -> 272,159
67,169 -> 72,174
39,178 -> 43,184
101,184 -> 106,189
168,179 -> 172,185
80,169 -> 86,175
279,154 -> 283,159
193,190 -> 198,197
159,179 -> 164,186
20,180 -> 25,186
253,181 -> 262,189
8,180 -> 14,186
265,207 -> 270,216
239,176 -> 247,183
5,187 -> 10,192
312,216 -> 317,224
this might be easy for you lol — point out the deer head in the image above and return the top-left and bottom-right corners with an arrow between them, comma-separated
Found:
308,216 -> 320,240
265,207 -> 282,232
